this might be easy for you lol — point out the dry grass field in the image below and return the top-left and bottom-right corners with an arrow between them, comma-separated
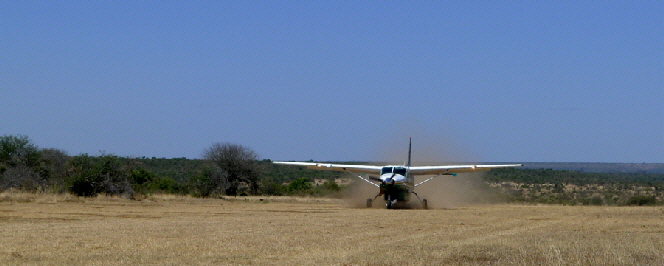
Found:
1,193 -> 663,265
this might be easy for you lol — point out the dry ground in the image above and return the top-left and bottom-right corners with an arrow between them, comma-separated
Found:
1,193 -> 663,265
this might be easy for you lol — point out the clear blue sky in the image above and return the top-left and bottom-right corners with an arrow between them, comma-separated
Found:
2,1 -> 662,163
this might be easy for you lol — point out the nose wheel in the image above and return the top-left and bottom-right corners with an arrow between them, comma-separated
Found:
386,195 -> 396,209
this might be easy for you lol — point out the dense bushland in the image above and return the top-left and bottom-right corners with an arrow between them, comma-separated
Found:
486,168 -> 664,206
0,135 -> 344,197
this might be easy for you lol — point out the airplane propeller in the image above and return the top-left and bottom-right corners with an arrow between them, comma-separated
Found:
369,173 -> 397,185
387,173 -> 396,184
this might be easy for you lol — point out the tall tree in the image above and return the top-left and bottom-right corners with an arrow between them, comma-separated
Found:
0,135 -> 42,191
202,143 -> 260,196
0,135 -> 40,168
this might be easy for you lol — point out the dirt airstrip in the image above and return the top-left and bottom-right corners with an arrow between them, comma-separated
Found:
1,194 -> 663,265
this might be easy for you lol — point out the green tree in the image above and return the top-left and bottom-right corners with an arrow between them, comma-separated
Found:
0,135 -> 41,168
202,143 -> 260,196
0,135 -> 43,191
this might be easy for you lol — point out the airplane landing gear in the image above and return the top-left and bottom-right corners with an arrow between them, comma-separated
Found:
385,195 -> 392,209
386,195 -> 396,209
412,191 -> 428,210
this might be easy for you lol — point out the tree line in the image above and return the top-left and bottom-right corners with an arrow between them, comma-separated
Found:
0,135 -> 343,198
486,168 -> 664,206
2,134 -> 663,205
486,168 -> 664,186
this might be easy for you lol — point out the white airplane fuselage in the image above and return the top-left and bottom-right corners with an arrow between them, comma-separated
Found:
379,166 -> 411,184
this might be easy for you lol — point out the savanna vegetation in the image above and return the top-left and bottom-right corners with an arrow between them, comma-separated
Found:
0,135 -> 347,199
486,168 -> 664,206
1,134 -> 663,206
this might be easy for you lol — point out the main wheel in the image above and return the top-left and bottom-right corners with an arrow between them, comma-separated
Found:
366,199 -> 372,208
422,199 -> 428,210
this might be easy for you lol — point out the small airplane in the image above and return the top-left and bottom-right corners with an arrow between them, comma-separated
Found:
273,138 -> 523,209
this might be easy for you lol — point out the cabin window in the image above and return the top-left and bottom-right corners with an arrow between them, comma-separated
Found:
381,167 -> 393,175
381,167 -> 407,175
394,167 -> 407,175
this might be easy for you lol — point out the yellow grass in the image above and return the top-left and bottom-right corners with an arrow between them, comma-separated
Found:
1,193 -> 663,265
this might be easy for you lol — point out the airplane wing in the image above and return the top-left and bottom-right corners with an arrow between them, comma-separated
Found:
408,164 -> 523,175
273,161 -> 382,174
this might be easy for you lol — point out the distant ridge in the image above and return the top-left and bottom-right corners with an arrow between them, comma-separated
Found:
517,162 -> 664,174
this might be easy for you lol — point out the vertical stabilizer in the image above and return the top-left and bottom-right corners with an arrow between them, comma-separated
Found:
407,137 -> 414,188
407,137 -> 412,167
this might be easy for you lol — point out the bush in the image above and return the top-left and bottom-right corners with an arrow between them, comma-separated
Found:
590,196 -> 604,206
287,178 -> 312,195
188,167 -> 226,198
68,175 -> 98,197
260,181 -> 286,196
65,154 -> 133,197
626,195 -> 657,206
130,169 -> 155,195
149,177 -> 181,194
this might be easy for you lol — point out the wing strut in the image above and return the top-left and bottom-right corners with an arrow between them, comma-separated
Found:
414,173 -> 456,187
344,169 -> 381,188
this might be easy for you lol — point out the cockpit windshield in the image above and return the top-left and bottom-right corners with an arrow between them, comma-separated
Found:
394,167 -> 407,175
381,167 -> 407,175
381,167 -> 392,175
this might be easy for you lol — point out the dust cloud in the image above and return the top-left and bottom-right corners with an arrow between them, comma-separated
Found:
341,174 -> 383,208
413,172 -> 504,208
367,126 -> 478,165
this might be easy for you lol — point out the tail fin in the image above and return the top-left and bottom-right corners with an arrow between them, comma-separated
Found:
407,137 -> 412,167
406,137 -> 414,188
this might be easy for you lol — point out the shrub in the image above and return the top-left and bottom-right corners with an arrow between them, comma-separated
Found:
626,195 -> 657,206
68,175 -> 98,197
260,181 -> 286,196
287,178 -> 312,195
65,154 -> 133,197
150,177 -> 181,194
